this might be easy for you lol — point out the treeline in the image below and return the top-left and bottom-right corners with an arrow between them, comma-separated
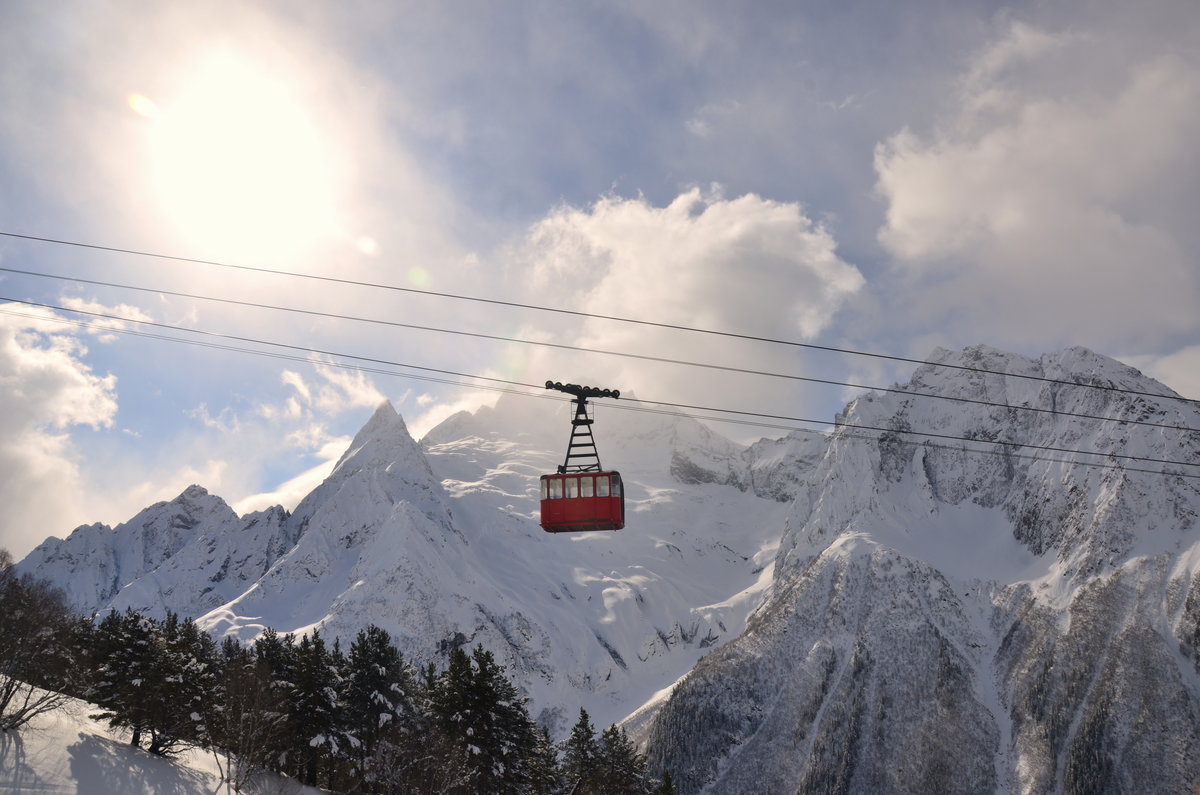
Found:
0,551 -> 675,794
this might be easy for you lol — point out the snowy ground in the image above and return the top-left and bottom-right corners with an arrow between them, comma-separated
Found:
0,694 -> 320,794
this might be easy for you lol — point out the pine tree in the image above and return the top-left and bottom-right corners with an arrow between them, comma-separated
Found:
341,625 -> 416,790
363,657 -> 475,793
253,628 -> 297,774
528,725 -> 564,794
597,723 -> 649,793
561,707 -> 601,793
653,770 -> 678,795
288,630 -> 343,787
145,612 -> 217,755
467,644 -> 542,792
253,628 -> 297,681
431,646 -> 483,791
88,608 -> 159,749
431,644 -> 547,793
87,610 -> 218,756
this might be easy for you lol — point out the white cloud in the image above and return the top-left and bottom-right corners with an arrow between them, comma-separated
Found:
232,438 -> 348,517
217,362 -> 388,513
0,315 -> 396,558
109,459 -> 231,518
508,188 -> 863,439
279,370 -> 312,405
278,362 -> 385,417
0,306 -> 118,557
874,19 -> 1200,351
685,100 -> 743,140
0,306 -> 117,432
525,188 -> 862,339
58,297 -> 153,335
83,362 -> 386,532
1127,345 -> 1200,401
310,363 -> 386,413
410,389 -> 502,441
0,2 -> 469,331
188,403 -> 242,433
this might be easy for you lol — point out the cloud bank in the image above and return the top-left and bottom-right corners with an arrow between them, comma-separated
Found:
0,306 -> 117,556
874,20 -> 1200,353
508,188 -> 864,434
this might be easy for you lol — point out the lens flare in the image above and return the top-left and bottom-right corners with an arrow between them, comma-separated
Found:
127,92 -> 161,120
356,235 -> 381,257
407,266 -> 430,286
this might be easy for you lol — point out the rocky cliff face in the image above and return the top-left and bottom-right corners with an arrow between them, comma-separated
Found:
643,345 -> 1200,793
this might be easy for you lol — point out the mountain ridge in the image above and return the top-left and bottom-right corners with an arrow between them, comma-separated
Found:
15,344 -> 1200,792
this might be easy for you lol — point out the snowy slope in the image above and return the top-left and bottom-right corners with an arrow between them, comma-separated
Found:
0,690 -> 321,794
411,396 -> 792,732
19,393 -> 793,737
643,345 -> 1200,793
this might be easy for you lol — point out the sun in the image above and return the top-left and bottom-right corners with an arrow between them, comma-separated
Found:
134,49 -> 346,262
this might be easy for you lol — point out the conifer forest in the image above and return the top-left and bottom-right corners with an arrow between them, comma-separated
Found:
0,552 -> 674,794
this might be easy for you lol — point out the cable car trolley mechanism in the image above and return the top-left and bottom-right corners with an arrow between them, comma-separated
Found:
539,381 -> 625,533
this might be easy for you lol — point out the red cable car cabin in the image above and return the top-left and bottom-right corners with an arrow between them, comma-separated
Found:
539,381 -> 625,533
540,471 -> 625,533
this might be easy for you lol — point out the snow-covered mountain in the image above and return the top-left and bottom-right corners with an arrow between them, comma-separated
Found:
19,383 -> 796,736
18,485 -> 297,619
642,345 -> 1200,793
16,344 -> 1200,792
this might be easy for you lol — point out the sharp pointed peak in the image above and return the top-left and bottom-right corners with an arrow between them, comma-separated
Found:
330,400 -> 421,474
371,399 -> 399,418
353,399 -> 407,438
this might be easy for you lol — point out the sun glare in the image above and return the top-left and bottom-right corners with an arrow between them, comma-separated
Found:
144,50 -> 345,261
127,93 -> 161,120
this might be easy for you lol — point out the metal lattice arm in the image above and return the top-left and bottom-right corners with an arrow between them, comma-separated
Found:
545,381 -> 620,473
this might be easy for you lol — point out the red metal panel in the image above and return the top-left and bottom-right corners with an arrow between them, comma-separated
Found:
539,472 -> 625,533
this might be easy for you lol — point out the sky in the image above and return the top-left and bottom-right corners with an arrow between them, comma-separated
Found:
0,0 -> 1197,559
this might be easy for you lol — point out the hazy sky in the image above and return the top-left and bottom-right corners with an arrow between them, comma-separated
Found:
1,0 -> 1197,558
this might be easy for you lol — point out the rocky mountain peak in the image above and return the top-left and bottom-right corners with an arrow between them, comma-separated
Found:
644,345 -> 1200,792
331,400 -> 415,471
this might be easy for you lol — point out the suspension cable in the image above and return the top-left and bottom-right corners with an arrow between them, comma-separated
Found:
1,231 -> 1194,407
3,298 -> 1197,476
3,266 -> 1194,434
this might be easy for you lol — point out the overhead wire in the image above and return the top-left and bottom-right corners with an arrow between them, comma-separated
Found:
2,298 -> 1198,480
2,230 -> 1196,408
0,297 -> 535,393
611,400 -> 1197,482
2,265 -> 1196,435
14,311 -> 530,394
11,301 -> 1191,488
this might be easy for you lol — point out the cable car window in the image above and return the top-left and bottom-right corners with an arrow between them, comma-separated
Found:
612,474 -> 623,497
597,475 -> 610,497
581,476 -> 594,497
549,478 -> 563,499
541,479 -> 548,500
566,477 -> 579,498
